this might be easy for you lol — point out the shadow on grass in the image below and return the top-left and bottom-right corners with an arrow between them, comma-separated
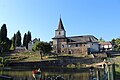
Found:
116,72 -> 120,80
48,56 -> 86,60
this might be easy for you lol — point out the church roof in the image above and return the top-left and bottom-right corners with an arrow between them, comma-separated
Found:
67,35 -> 98,43
57,18 -> 65,30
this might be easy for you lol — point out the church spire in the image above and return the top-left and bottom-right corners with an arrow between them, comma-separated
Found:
57,18 -> 65,30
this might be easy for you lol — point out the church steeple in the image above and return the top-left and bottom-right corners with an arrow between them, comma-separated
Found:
57,18 -> 65,30
55,18 -> 66,37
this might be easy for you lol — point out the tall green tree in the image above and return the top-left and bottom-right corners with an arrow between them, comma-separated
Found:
15,30 -> 21,47
10,33 -> 16,50
23,33 -> 27,47
0,24 -> 11,52
1,24 -> 7,42
23,31 -> 32,49
28,31 -> 31,42
12,33 -> 16,46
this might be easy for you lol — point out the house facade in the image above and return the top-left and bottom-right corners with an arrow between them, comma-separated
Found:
99,42 -> 113,51
28,38 -> 40,50
52,18 -> 99,54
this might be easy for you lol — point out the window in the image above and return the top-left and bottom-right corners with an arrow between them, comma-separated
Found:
61,51 -> 64,53
62,45 -> 64,48
76,44 -> 79,47
68,45 -> 71,47
59,32 -> 61,35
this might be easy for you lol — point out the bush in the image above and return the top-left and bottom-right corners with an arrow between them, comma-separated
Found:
67,64 -> 76,68
0,57 -> 10,66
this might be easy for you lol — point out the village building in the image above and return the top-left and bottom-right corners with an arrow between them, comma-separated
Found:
28,38 -> 40,50
15,47 -> 26,52
52,18 -> 99,54
99,42 -> 113,51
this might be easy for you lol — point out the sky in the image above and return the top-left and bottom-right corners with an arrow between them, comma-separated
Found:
0,0 -> 120,42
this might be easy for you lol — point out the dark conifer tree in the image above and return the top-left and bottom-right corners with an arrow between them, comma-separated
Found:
13,33 -> 16,46
1,24 -> 7,42
15,30 -> 21,46
0,24 -> 11,52
11,33 -> 16,49
28,31 -> 31,42
23,33 -> 27,47
0,30 -> 1,42
23,31 -> 32,49
25,34 -> 29,49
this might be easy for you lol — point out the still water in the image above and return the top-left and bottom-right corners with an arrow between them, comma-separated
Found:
0,67 -> 90,80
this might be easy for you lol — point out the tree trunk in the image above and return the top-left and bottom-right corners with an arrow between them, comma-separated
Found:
40,51 -> 43,60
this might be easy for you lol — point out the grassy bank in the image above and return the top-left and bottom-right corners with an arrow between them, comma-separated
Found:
3,52 -> 93,62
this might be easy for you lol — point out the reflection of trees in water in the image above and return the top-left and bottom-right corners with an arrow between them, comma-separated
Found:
42,73 -> 89,80
43,75 -> 64,80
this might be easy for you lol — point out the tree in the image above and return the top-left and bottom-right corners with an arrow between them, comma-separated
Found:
114,38 -> 120,50
0,30 -> 1,42
1,24 -> 7,42
32,41 -> 52,59
111,38 -> 116,45
15,30 -> 21,47
0,24 -> 11,53
27,31 -> 31,42
111,38 -> 120,50
23,33 -> 27,47
99,37 -> 105,42
23,31 -> 32,49
10,34 -> 16,50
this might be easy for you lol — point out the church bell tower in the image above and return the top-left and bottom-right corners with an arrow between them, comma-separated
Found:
55,18 -> 66,38
52,18 -> 66,53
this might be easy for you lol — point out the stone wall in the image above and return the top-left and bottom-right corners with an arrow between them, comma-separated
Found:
61,44 -> 88,55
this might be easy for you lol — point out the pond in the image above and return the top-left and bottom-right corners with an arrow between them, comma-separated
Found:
0,67 -> 90,80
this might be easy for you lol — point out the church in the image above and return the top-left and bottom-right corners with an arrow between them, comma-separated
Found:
52,18 -> 99,55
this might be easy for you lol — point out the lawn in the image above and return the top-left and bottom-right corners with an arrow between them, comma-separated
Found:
3,51 -> 41,62
3,51 -> 61,62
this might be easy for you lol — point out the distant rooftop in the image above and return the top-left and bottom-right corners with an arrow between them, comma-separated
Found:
67,35 -> 98,43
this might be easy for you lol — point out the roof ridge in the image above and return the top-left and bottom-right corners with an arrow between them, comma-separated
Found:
67,35 -> 94,38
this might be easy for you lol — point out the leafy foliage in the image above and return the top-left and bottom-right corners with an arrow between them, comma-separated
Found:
32,41 -> 52,54
99,37 -> 105,42
111,38 -> 120,50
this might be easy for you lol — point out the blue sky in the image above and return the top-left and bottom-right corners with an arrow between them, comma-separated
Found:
0,0 -> 120,42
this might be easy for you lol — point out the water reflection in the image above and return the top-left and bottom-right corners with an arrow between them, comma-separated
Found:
0,67 -> 89,80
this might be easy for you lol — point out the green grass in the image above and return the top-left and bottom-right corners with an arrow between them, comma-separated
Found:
3,52 -> 41,62
4,51 -> 59,62
115,66 -> 120,80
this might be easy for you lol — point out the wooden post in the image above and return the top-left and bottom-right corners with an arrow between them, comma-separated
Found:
103,64 -> 106,74
111,63 -> 116,80
97,70 -> 100,80
108,66 -> 111,80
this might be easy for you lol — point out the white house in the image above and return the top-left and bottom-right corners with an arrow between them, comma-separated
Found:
28,38 -> 40,50
99,42 -> 113,51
